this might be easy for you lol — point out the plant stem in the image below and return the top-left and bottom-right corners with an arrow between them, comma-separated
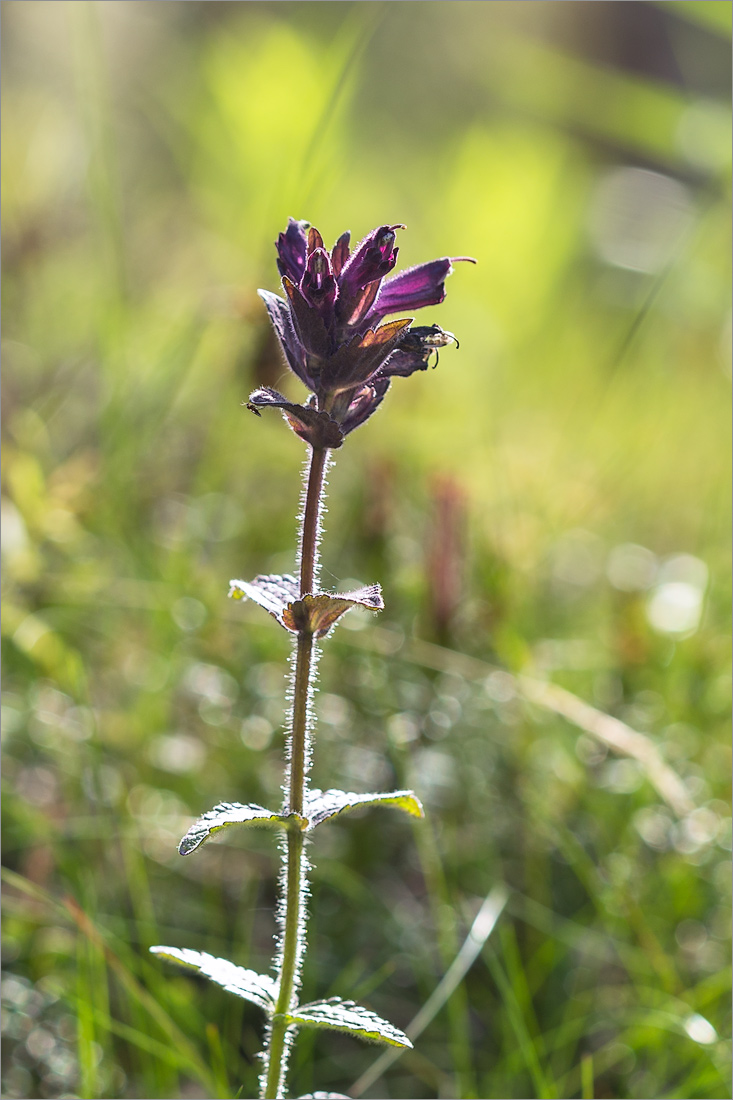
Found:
288,632 -> 313,817
299,445 -> 327,597
262,446 -> 328,1100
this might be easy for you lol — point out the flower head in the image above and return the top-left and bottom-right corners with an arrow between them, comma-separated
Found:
253,219 -> 473,443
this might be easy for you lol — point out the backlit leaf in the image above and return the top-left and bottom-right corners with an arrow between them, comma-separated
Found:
296,1094 -> 351,1099
228,574 -> 300,627
229,575 -> 382,637
304,788 -> 424,830
150,946 -> 276,1013
178,802 -> 305,855
286,997 -> 412,1048
282,585 -> 384,637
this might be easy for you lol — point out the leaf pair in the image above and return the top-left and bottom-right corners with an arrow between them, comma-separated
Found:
149,946 -> 411,1050
229,573 -> 383,637
178,788 -> 424,856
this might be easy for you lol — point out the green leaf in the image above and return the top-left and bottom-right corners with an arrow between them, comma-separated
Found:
149,946 -> 276,1013
304,788 -> 424,830
178,802 -> 305,855
286,998 -> 412,1048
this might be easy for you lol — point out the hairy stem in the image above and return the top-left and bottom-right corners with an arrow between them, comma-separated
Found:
288,631 -> 313,817
262,446 -> 328,1100
299,445 -> 328,596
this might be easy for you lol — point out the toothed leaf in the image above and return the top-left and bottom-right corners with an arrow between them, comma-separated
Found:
283,585 -> 384,637
286,998 -> 412,1048
229,575 -> 383,637
178,802 -> 305,855
150,946 -> 276,1013
304,788 -> 424,830
228,574 -> 300,629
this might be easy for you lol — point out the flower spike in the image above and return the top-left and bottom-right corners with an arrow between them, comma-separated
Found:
256,219 -> 473,436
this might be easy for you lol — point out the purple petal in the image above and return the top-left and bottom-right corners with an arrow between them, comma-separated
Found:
340,378 -> 390,435
282,277 -> 331,361
337,225 -> 403,320
276,218 -> 308,284
299,247 -> 337,326
368,257 -> 475,321
307,226 -> 325,254
377,347 -> 431,378
342,279 -> 380,327
331,231 -> 351,277
258,289 -> 313,389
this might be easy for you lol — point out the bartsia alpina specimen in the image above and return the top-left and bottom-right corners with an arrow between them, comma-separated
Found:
151,218 -> 473,1100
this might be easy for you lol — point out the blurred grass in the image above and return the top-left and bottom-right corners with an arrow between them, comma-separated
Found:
1,2 -> 731,1099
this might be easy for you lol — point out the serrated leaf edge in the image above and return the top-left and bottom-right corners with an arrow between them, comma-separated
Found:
178,802 -> 306,855
304,788 -> 424,831
228,576 -> 382,637
285,997 -> 412,1048
149,945 -> 276,1013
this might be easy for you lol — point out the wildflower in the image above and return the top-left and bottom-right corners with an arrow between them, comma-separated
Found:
252,219 -> 474,445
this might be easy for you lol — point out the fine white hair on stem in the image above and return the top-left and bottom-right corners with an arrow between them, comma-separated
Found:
282,638 -> 321,809
263,835 -> 312,1097
261,445 -> 335,1097
295,449 -> 332,592
258,1018 -> 297,1100
271,834 -> 312,994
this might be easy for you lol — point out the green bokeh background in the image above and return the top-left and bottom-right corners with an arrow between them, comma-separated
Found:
2,3 -> 731,1098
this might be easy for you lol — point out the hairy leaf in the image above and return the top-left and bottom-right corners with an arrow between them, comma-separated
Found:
229,575 -> 383,637
296,1093 -> 351,1099
283,585 -> 384,637
247,387 -> 344,450
150,946 -> 276,1013
304,788 -> 424,830
286,998 -> 412,1048
178,802 -> 305,855
228,573 -> 300,626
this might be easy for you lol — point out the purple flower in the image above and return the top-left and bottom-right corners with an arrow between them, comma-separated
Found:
254,219 -> 474,441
